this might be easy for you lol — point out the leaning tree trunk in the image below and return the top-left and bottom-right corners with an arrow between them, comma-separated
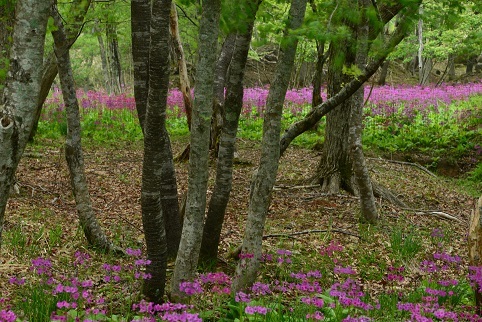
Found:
132,0 -> 181,260
171,0 -> 221,302
199,0 -> 260,265
232,0 -> 308,293
51,7 -> 118,252
0,0 -> 50,248
349,0 -> 377,224
140,0 -> 173,303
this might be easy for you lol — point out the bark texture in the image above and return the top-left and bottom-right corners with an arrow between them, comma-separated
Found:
140,0 -> 173,303
210,33 -> 237,154
171,0 -> 221,301
132,0 -> 181,260
232,0 -> 308,293
51,7 -> 117,252
199,0 -> 260,265
0,0 -> 51,247
349,0 -> 377,223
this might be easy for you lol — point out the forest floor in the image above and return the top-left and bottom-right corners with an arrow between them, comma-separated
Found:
2,138 -> 476,292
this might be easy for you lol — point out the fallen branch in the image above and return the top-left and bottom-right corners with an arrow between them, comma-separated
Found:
368,157 -> 437,178
399,207 -> 462,223
273,184 -> 320,191
263,229 -> 361,239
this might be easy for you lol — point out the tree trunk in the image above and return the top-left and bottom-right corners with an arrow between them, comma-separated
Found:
377,60 -> 389,85
199,0 -> 260,265
468,196 -> 482,315
210,33 -> 237,155
0,0 -> 50,248
466,55 -> 478,74
140,0 -> 173,303
132,0 -> 182,260
279,4 -> 420,155
171,0 -> 221,301
51,7 -> 118,253
232,0 -> 307,293
349,0 -> 377,224
170,1 -> 193,130
95,22 -> 111,92
28,0 -> 92,142
0,1 -> 15,100
447,53 -> 455,81
312,40 -> 326,108
106,19 -> 123,94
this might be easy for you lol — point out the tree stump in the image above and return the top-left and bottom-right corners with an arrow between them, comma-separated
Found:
468,195 -> 482,314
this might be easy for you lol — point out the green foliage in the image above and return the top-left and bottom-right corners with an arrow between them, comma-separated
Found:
389,226 -> 422,263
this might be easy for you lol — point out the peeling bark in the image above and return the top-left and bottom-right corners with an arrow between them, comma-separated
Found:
171,0 -> 221,301
232,0 -> 308,293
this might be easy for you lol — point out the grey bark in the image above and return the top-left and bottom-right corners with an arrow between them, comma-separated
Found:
95,22 -> 110,92
232,0 -> 308,293
0,1 -> 15,100
132,0 -> 182,260
199,0 -> 260,265
51,7 -> 118,252
171,0 -> 221,301
28,0 -> 92,141
106,21 -> 123,94
377,60 -> 389,85
0,0 -> 51,247
279,5 -> 419,155
210,33 -> 237,154
349,0 -> 377,224
140,0 -> 173,303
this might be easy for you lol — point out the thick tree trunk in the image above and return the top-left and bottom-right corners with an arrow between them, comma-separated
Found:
51,7 -> 118,252
210,33 -> 237,154
232,0 -> 307,293
140,0 -> 173,303
171,0 -> 221,301
0,0 -> 50,248
199,0 -> 260,265
170,1 -> 193,130
349,0 -> 377,224
132,0 -> 181,260
468,196 -> 482,315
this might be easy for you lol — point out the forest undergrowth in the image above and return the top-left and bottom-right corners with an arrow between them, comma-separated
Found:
0,84 -> 481,321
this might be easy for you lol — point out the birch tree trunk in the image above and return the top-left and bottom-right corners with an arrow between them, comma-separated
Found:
140,0 -> 173,303
349,0 -> 377,224
171,0 -> 221,301
51,7 -> 118,252
199,0 -> 261,265
232,0 -> 308,293
0,0 -> 50,247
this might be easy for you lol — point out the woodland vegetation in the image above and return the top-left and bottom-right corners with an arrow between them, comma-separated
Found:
0,0 -> 481,321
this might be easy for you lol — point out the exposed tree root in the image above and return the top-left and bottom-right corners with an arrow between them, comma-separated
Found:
174,143 -> 190,162
372,181 -> 407,208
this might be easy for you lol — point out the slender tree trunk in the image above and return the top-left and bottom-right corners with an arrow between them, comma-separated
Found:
447,53 -> 455,81
28,0 -> 91,142
95,22 -> 111,92
106,15 -> 123,94
312,40 -> 326,108
132,0 -> 181,260
349,0 -> 377,224
210,33 -> 237,154
140,0 -> 173,303
51,7 -> 118,252
171,0 -> 221,301
377,60 -> 389,85
232,0 -> 308,293
170,1 -> 193,129
0,0 -> 51,248
199,0 -> 260,265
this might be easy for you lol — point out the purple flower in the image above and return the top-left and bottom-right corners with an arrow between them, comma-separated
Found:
245,305 -> 269,315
